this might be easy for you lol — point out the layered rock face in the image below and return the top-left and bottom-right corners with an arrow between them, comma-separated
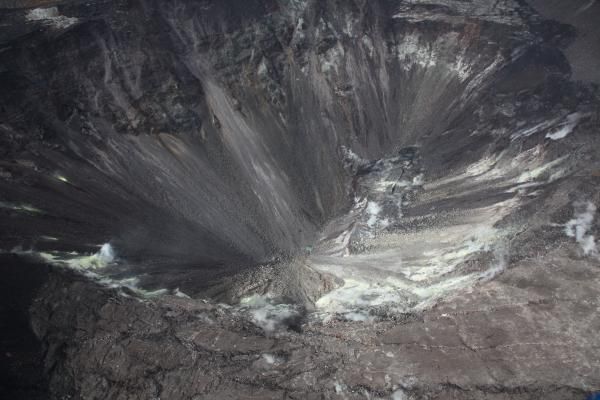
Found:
1,0 -> 599,399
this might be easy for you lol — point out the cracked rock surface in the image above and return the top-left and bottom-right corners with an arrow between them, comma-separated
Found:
1,0 -> 600,399
23,247 -> 600,399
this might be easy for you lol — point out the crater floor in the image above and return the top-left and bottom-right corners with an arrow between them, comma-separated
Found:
1,0 -> 600,399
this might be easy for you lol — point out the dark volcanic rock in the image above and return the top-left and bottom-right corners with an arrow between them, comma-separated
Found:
1,0 -> 600,398
28,251 -> 600,399
0,255 -> 50,399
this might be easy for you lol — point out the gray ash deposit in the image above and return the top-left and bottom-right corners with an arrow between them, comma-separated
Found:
1,1 -> 599,399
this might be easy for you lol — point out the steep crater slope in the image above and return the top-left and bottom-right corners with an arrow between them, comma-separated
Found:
1,0 -> 600,399
2,0 -> 597,298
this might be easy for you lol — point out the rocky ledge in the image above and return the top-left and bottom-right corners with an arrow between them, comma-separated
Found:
1,0 -> 599,399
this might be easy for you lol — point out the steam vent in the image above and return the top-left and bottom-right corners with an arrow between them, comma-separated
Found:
1,1 -> 600,399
